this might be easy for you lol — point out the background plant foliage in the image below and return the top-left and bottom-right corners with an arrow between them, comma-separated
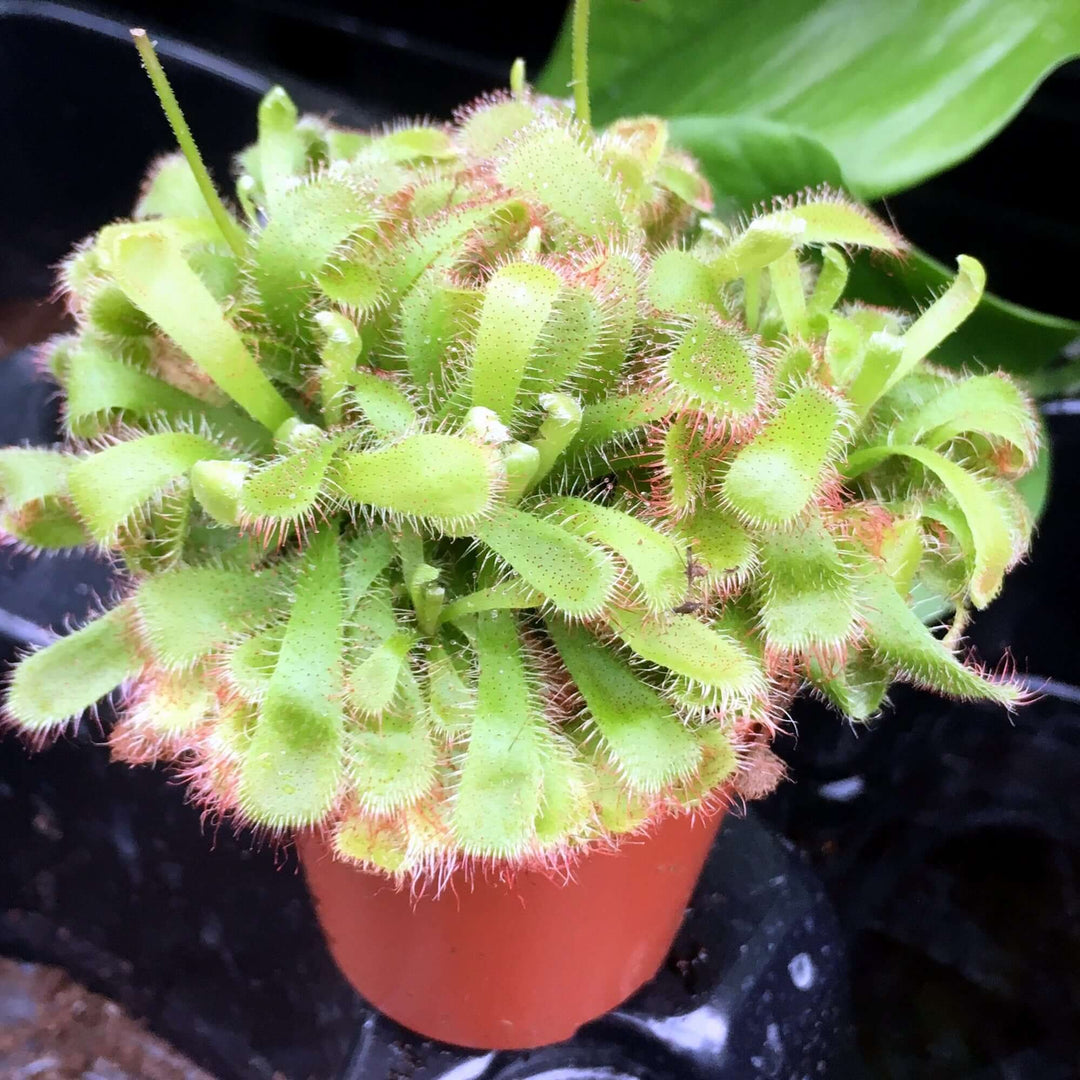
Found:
540,0 -> 1080,396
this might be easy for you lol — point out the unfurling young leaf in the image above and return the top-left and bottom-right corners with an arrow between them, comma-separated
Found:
756,516 -> 857,654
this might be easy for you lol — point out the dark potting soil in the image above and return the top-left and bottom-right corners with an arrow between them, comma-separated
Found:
0,956 -> 215,1080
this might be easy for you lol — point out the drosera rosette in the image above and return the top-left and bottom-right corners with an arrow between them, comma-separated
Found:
0,21 -> 1039,886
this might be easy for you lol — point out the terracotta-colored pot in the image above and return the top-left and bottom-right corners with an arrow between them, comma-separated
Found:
297,807 -> 724,1049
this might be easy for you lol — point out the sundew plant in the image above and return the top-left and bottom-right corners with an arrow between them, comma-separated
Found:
0,8 -> 1038,880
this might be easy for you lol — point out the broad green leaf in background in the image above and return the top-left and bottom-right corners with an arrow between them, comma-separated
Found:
845,249 -> 1080,397
540,0 -> 1080,199
666,116 -> 843,215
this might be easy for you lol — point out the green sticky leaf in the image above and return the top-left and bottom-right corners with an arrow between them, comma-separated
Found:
541,0 -> 1080,198
222,625 -> 284,703
61,338 -> 214,436
549,621 -> 701,793
769,249 -> 809,337
135,153 -> 223,223
476,507 -> 617,620
891,372 -> 1039,473
756,517 -> 858,653
255,86 -> 308,204
674,499 -> 757,590
668,311 -> 763,422
646,249 -> 717,314
0,448 -> 75,508
498,122 -> 624,237
533,739 -> 593,850
252,173 -> 381,340
451,611 -> 545,858
1015,425 -> 1051,522
100,229 -> 294,431
190,460 -> 249,526
530,284 -> 609,394
0,448 -> 87,549
575,250 -> 641,399
878,517 -> 926,596
591,758 -> 652,834
808,246 -> 850,318
385,200 -> 527,299
238,527 -> 346,828
121,669 -> 215,739
440,578 -> 542,625
313,310 -> 362,426
660,414 -> 710,517
758,194 -> 902,253
722,384 -> 844,527
469,262 -> 562,422
134,564 -> 280,668
347,591 -> 400,655
6,606 -> 143,733
709,215 -> 803,283
332,815 -> 411,874
342,530 -> 396,613
397,270 -> 479,398
315,255 -> 386,314
858,566 -> 1018,704
350,371 -> 418,439
846,442 -> 1017,608
2,499 -> 89,550
543,497 -> 686,614
68,432 -> 225,543
346,709 -> 437,814
571,390 -> 671,460
426,641 -> 475,738
348,628 -> 418,718
237,437 -> 340,534
664,725 -> 738,808
459,97 -> 539,154
608,607 -> 764,710
75,279 -> 153,342
396,529 -> 440,630
809,651 -> 892,721
527,392 -> 584,490
335,433 -> 497,526
888,256 -> 986,392
845,331 -> 905,418
365,125 -> 456,163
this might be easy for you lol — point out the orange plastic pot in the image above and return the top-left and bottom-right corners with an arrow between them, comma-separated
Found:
297,807 -> 725,1050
